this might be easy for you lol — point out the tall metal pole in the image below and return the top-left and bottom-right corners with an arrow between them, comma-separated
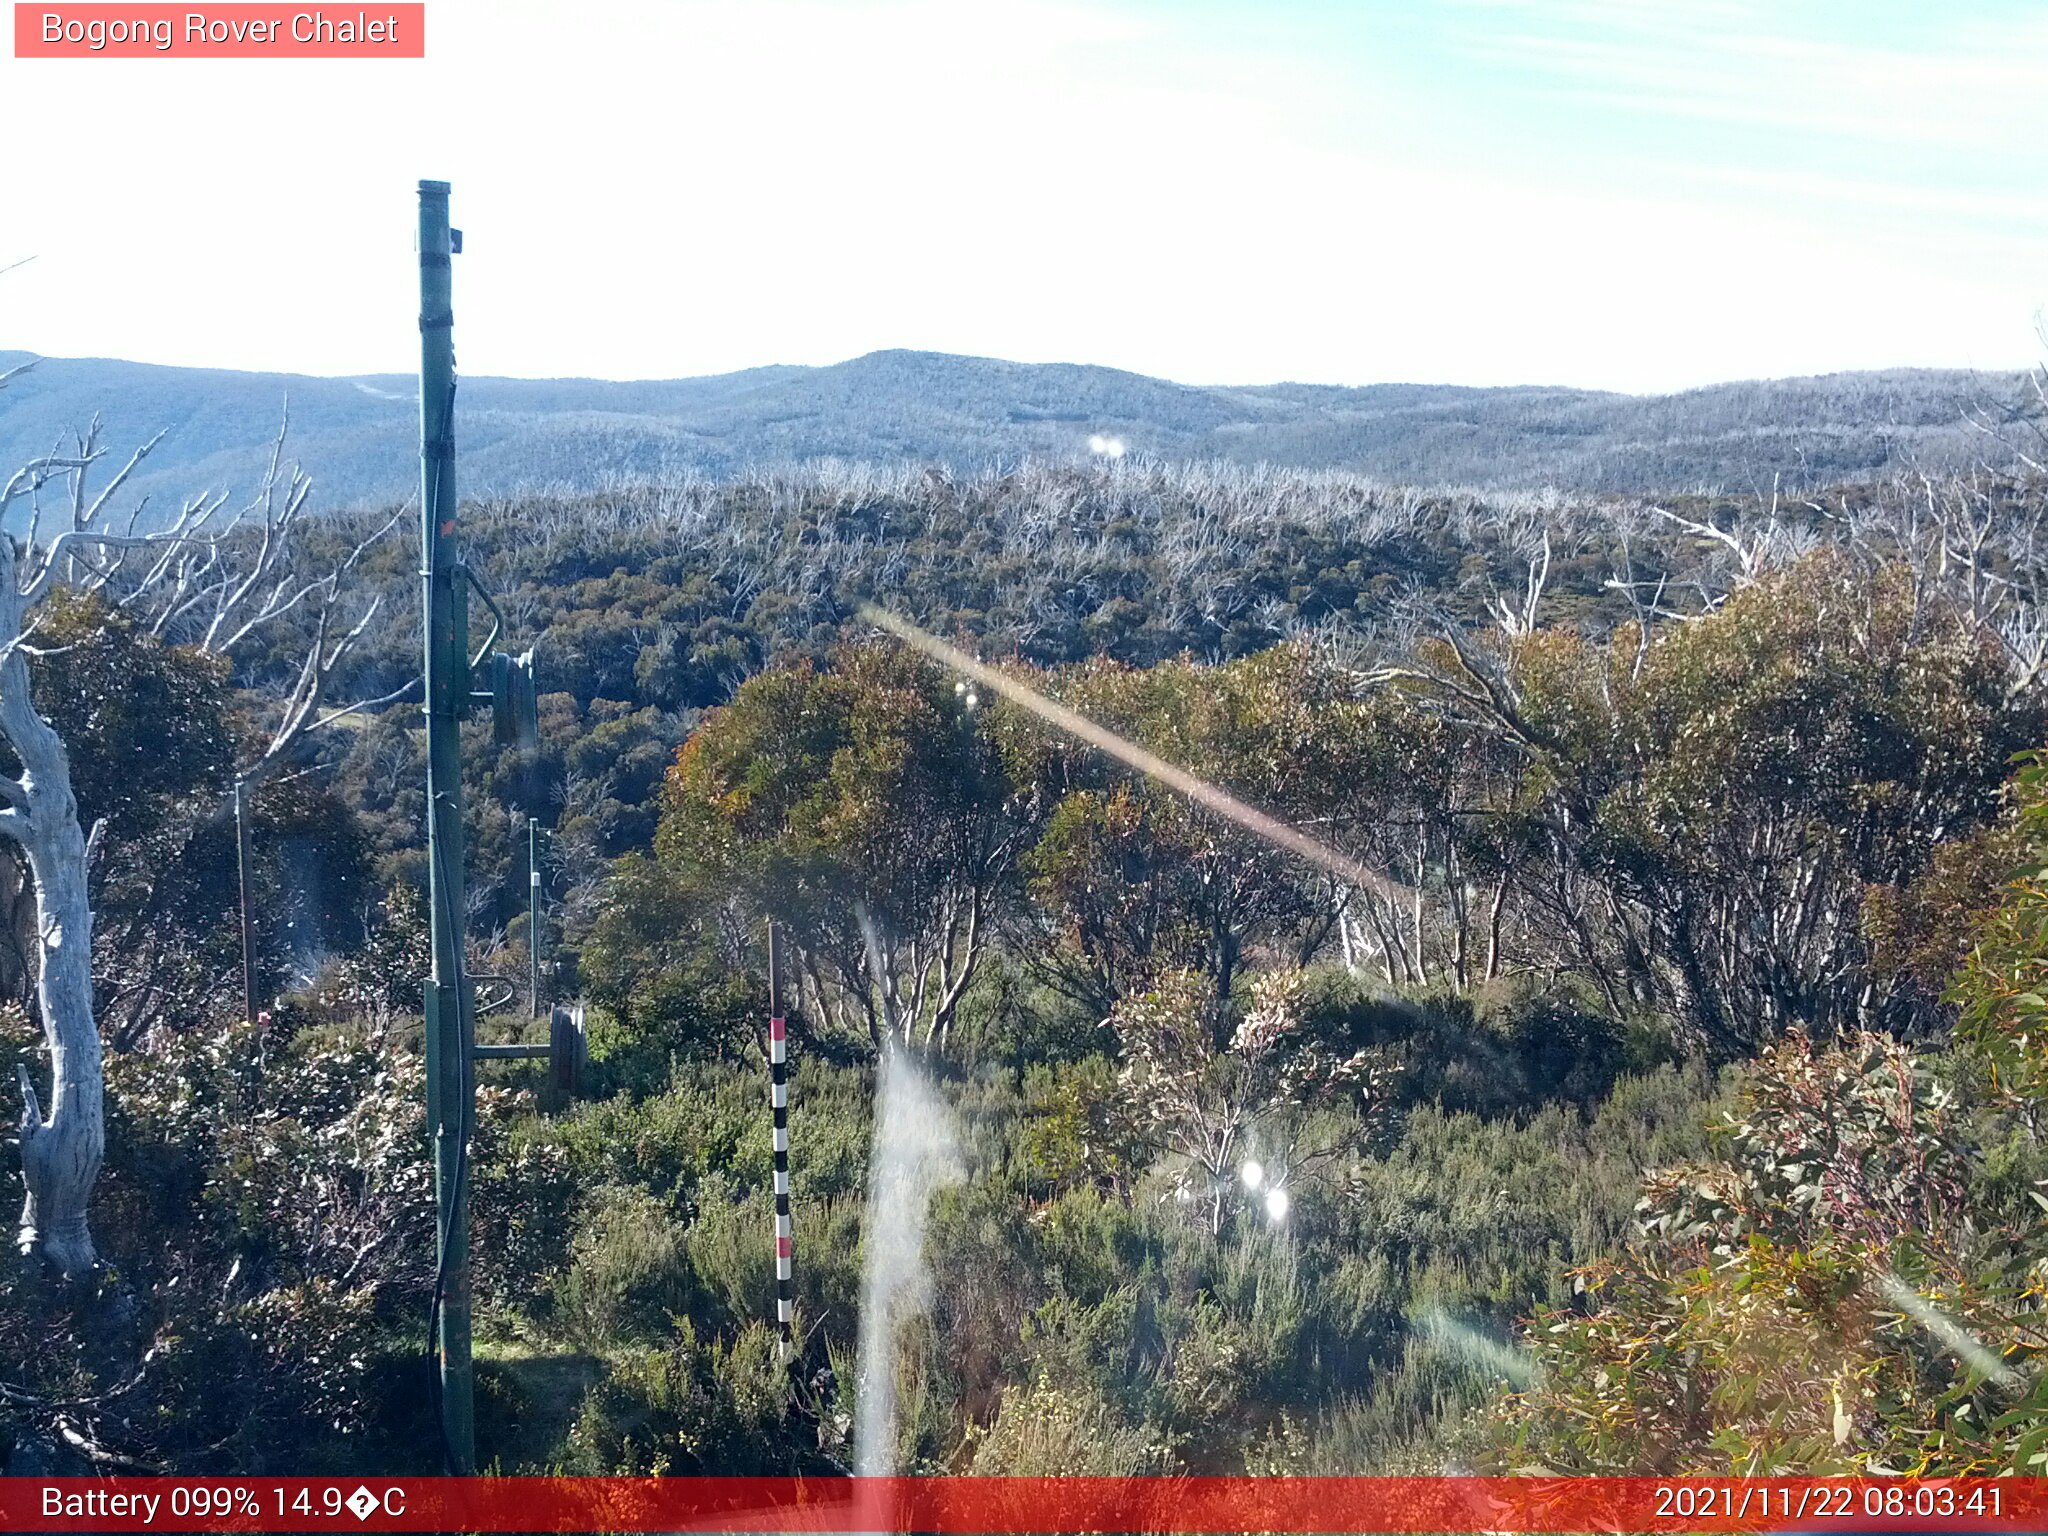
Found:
417,178 -> 475,1475
233,778 -> 256,1026
768,920 -> 792,1353
528,816 -> 541,1017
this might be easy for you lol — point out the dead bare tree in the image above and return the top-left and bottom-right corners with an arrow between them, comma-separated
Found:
1644,484 -> 1819,605
1486,524 -> 1553,639
0,412 -> 400,1275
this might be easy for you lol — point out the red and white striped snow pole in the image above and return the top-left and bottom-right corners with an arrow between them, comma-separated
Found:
768,920 -> 793,1351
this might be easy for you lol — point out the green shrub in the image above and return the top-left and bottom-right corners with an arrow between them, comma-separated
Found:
566,1320 -> 821,1474
552,1187 -> 694,1353
968,1379 -> 1176,1475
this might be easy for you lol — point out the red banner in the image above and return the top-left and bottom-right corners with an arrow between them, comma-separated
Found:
4,1476 -> 2046,1532
13,4 -> 424,57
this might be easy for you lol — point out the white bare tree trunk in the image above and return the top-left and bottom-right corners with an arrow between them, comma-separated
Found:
15,812 -> 98,1275
0,565 -> 102,1275
0,407 -> 399,1277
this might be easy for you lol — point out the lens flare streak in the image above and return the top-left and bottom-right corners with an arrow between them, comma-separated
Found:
1877,1273 -> 2018,1387
858,605 -> 1414,904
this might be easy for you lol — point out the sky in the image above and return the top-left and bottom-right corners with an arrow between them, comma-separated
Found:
2,0 -> 2044,392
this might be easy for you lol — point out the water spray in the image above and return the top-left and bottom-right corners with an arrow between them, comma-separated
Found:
853,1044 -> 963,1478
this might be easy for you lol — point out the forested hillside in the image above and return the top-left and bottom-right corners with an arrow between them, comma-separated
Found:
9,448 -> 2048,1479
0,349 -> 2031,511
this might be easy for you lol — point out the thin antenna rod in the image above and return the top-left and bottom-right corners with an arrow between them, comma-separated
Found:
233,777 -> 256,1026
528,816 -> 541,1017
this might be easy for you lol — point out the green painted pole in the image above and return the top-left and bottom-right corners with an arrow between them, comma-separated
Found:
529,816 -> 541,1017
417,178 -> 475,1476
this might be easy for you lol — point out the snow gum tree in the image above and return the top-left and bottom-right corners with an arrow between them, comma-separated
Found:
0,393 -> 397,1275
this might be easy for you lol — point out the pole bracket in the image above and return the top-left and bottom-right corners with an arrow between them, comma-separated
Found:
471,1006 -> 585,1095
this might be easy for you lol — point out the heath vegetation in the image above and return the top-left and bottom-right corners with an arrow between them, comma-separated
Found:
8,439 -> 2048,1478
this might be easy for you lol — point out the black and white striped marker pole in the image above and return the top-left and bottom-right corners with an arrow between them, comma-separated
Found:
768,920 -> 793,1354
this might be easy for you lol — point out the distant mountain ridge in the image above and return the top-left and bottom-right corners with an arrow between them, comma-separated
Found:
0,347 -> 2027,510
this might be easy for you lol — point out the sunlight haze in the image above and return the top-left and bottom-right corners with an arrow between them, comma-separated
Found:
3,0 -> 2042,391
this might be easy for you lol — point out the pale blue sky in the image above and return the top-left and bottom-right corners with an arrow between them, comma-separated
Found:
3,0 -> 2043,391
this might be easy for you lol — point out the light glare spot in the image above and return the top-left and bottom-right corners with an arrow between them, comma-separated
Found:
1240,1159 -> 1264,1190
1264,1187 -> 1290,1222
1087,433 -> 1126,458
1878,1273 -> 2017,1386
1416,1308 -> 1539,1387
